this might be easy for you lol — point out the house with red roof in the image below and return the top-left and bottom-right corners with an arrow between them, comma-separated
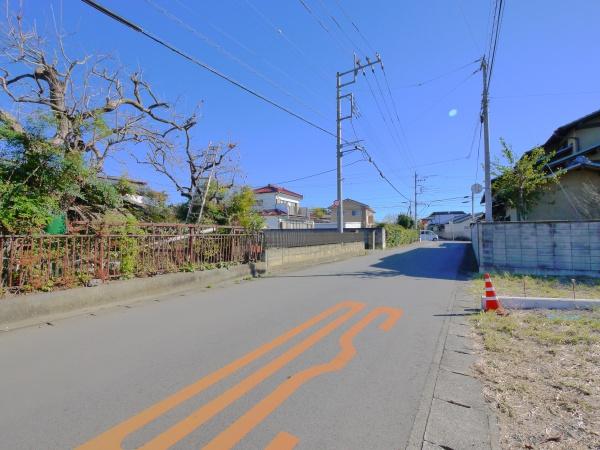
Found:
253,184 -> 314,229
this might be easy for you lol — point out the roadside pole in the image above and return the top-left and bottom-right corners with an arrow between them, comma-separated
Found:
414,172 -> 418,229
336,54 -> 383,233
481,57 -> 493,222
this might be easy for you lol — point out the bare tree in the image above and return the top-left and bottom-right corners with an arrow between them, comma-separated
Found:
0,11 -> 192,169
140,134 -> 240,204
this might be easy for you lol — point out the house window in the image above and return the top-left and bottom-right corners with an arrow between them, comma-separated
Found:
351,210 -> 359,216
255,199 -> 263,206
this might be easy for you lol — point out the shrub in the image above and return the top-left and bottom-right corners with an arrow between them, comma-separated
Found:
381,224 -> 419,247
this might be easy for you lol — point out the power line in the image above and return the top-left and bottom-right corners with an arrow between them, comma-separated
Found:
372,68 -> 416,166
456,0 -> 483,54
145,0 -> 327,119
474,119 -> 483,182
492,90 -> 600,99
269,158 -> 365,185
242,0 -> 331,83
411,67 -> 481,121
349,114 -> 412,190
80,0 -> 338,139
332,0 -> 377,54
361,69 -> 414,167
314,0 -> 365,56
380,67 -> 415,165
172,0 -> 325,101
486,0 -> 505,91
391,59 -> 481,89
296,0 -> 352,56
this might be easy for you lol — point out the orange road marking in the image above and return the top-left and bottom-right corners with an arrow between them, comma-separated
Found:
76,301 -> 364,450
264,432 -> 299,450
203,306 -> 403,450
137,301 -> 366,450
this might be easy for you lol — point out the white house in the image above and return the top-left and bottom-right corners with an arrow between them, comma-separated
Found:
422,211 -> 467,228
430,212 -> 483,240
253,184 -> 314,229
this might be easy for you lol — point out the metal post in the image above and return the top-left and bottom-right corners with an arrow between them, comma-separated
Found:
481,57 -> 493,222
472,190 -> 475,221
335,54 -> 382,233
414,172 -> 418,229
336,71 -> 344,233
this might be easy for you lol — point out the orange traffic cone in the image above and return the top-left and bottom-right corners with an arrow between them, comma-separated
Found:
483,273 -> 508,315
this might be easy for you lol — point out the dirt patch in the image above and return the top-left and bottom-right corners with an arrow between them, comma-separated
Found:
470,309 -> 600,449
471,272 -> 600,299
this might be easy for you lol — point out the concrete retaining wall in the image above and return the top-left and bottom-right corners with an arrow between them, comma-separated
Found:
1,241 -> 368,329
264,241 -> 367,271
471,221 -> 600,277
0,263 -> 262,329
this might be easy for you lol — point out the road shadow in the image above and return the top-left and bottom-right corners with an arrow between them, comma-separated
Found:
270,242 -> 475,282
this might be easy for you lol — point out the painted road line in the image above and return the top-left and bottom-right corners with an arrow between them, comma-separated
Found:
136,301 -> 366,450
76,301 -> 364,450
264,431 -> 300,450
204,306 -> 404,450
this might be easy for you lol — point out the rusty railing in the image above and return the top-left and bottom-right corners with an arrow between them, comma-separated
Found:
0,230 -> 263,295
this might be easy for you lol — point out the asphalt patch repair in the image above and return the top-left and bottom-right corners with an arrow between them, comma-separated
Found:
470,309 -> 600,449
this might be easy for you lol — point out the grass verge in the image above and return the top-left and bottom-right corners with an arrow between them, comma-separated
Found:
470,308 -> 600,448
470,272 -> 600,299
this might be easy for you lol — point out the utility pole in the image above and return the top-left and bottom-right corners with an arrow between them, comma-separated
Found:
336,54 -> 382,233
481,57 -> 493,222
336,71 -> 344,233
413,172 -> 418,229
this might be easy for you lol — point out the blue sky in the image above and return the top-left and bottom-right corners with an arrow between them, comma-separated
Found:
7,0 -> 600,220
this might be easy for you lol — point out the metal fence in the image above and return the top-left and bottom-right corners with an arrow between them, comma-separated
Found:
0,230 -> 262,294
263,229 -> 364,248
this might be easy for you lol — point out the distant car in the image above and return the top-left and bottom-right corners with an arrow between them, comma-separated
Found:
420,230 -> 439,241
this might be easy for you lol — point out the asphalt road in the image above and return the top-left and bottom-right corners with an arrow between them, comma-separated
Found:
0,241 -> 469,450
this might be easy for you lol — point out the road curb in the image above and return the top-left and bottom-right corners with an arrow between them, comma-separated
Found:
0,263 -> 262,331
407,283 -> 500,449
481,295 -> 600,310
405,284 -> 457,449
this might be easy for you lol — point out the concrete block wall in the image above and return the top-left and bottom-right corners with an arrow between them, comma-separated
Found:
471,221 -> 600,277
264,242 -> 366,271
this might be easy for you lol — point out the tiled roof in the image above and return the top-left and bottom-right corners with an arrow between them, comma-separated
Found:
259,209 -> 288,216
253,184 -> 303,199
544,108 -> 600,149
330,198 -> 374,211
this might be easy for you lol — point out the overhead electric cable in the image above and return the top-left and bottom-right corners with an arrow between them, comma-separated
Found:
361,70 -> 414,167
411,68 -> 481,121
296,0 -> 351,56
332,0 -> 377,54
242,0 -> 330,83
394,58 -> 481,89
269,158 -> 365,185
314,0 -> 365,56
80,0 -> 338,139
145,0 -> 327,119
370,69 -> 416,167
172,0 -> 325,100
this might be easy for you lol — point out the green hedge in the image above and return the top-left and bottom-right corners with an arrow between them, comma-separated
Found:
381,224 -> 419,247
